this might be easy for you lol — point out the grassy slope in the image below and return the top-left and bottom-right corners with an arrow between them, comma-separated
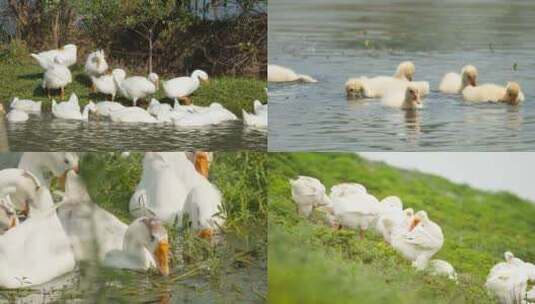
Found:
0,46 -> 266,115
268,153 -> 535,304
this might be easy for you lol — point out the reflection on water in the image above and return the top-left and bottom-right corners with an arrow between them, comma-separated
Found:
268,0 -> 535,151
2,113 -> 266,151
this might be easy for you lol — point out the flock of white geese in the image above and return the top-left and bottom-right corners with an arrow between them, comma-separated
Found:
0,152 -> 225,289
1,44 -> 267,127
289,176 -> 535,304
268,63 -> 525,110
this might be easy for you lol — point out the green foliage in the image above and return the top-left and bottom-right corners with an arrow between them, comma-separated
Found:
268,153 -> 535,304
0,39 -> 30,64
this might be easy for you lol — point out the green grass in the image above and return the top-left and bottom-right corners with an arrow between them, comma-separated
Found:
0,43 -> 266,115
0,152 -> 267,303
268,153 -> 535,304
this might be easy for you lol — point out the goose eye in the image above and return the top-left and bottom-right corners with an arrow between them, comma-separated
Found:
150,235 -> 156,242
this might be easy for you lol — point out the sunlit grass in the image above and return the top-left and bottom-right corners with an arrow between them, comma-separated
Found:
268,153 -> 535,304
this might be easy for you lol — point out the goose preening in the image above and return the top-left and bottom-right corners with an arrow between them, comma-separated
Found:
289,176 -> 331,217
42,56 -> 73,100
115,73 -> 159,106
91,69 -> 127,101
345,61 -> 429,99
18,152 -> 80,188
426,259 -> 458,282
10,97 -> 42,113
52,100 -> 96,121
129,152 -> 213,223
183,181 -> 225,240
375,196 -> 403,239
0,196 -> 18,234
85,50 -> 109,78
102,216 -> 170,276
95,101 -> 126,117
439,65 -> 478,94
108,106 -> 158,124
378,207 -> 414,245
330,186 -> 380,239
0,168 -> 42,218
162,70 -> 209,105
30,44 -> 77,69
268,64 -> 318,83
462,82 -> 525,105
485,251 -> 532,304
389,210 -> 444,270
381,85 -> 423,110
242,100 -> 267,128
172,103 -> 238,127
0,186 -> 76,289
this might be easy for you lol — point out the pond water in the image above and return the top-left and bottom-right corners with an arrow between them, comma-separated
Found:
0,154 -> 267,303
0,115 -> 266,151
268,0 -> 535,151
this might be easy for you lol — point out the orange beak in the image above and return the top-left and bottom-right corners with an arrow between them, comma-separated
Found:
198,228 -> 214,240
9,216 -> 17,229
73,165 -> 80,174
21,200 -> 30,218
154,239 -> 170,276
201,78 -> 209,85
195,153 -> 209,178
409,217 -> 420,231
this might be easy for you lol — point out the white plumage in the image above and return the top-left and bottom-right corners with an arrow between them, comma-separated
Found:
330,188 -> 381,239
42,56 -> 72,99
115,73 -> 159,106
91,68 -> 126,101
242,100 -> 267,128
85,50 -> 109,77
10,97 -> 42,113
426,259 -> 458,282
52,100 -> 96,121
289,176 -> 331,217
381,84 -> 423,109
485,252 -> 531,304
439,65 -> 478,94
108,106 -> 158,124
30,44 -> 77,69
94,101 -> 125,117
268,64 -> 317,83
162,70 -> 209,104
462,82 -> 524,105
172,103 -> 238,127
6,109 -> 29,122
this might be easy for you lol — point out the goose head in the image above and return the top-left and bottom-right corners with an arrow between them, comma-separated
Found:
194,152 -> 211,178
504,251 -> 514,263
382,196 -> 403,210
148,73 -> 160,88
404,208 -> 415,222
192,70 -> 209,84
395,61 -> 416,81
345,78 -> 365,98
409,210 -> 427,231
461,65 -> 478,89
402,85 -> 422,110
43,152 -> 80,189
128,217 -> 170,276
503,82 -> 522,105
0,197 -> 18,233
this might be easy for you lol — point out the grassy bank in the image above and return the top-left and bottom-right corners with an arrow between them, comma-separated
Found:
0,52 -> 266,116
0,152 -> 267,303
268,153 -> 535,304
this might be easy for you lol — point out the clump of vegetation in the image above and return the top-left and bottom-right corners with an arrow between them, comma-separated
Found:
268,153 -> 535,304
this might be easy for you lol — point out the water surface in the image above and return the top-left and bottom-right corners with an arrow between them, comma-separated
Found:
269,0 -> 535,151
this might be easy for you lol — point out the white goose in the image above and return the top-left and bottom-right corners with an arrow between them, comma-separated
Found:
147,98 -> 173,116
183,181 -> 225,240
172,103 -> 238,127
18,152 -> 80,187
381,85 -> 423,110
102,216 -> 170,276
91,68 -> 126,101
389,210 -> 444,270
185,151 -> 213,178
330,186 -> 381,239
0,186 -> 76,289
462,81 -> 525,105
345,61 -> 429,99
268,64 -> 317,83
243,100 -> 267,128
0,196 -> 18,234
85,49 -> 109,78
485,251 -> 530,304
162,70 -> 209,105
42,55 -> 73,100
108,106 -> 158,124
10,97 -> 42,113
115,73 -> 159,106
0,168 -> 43,217
289,176 -> 331,217
30,43 -> 77,69
439,65 -> 478,94
95,101 -> 126,117
379,208 -> 414,244
375,196 -> 403,237
52,100 -> 96,121
6,109 -> 29,122
426,259 -> 458,282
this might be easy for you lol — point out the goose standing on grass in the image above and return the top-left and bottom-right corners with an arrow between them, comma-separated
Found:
91,68 -> 126,101
268,64 -> 318,83
379,208 -> 414,244
243,100 -> 267,128
162,70 -> 209,105
53,100 -> 96,121
0,196 -> 18,234
85,50 -> 109,79
0,186 -> 76,289
439,65 -> 478,94
426,259 -> 458,282
115,73 -> 159,106
289,176 -> 331,217
330,187 -> 381,239
102,217 -> 170,276
10,97 -> 42,113
382,85 -> 423,110
345,61 -> 429,99
485,251 -> 530,304
462,82 -> 525,105
42,55 -> 72,100
375,196 -> 403,237
30,43 -> 77,69
183,180 -> 225,240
